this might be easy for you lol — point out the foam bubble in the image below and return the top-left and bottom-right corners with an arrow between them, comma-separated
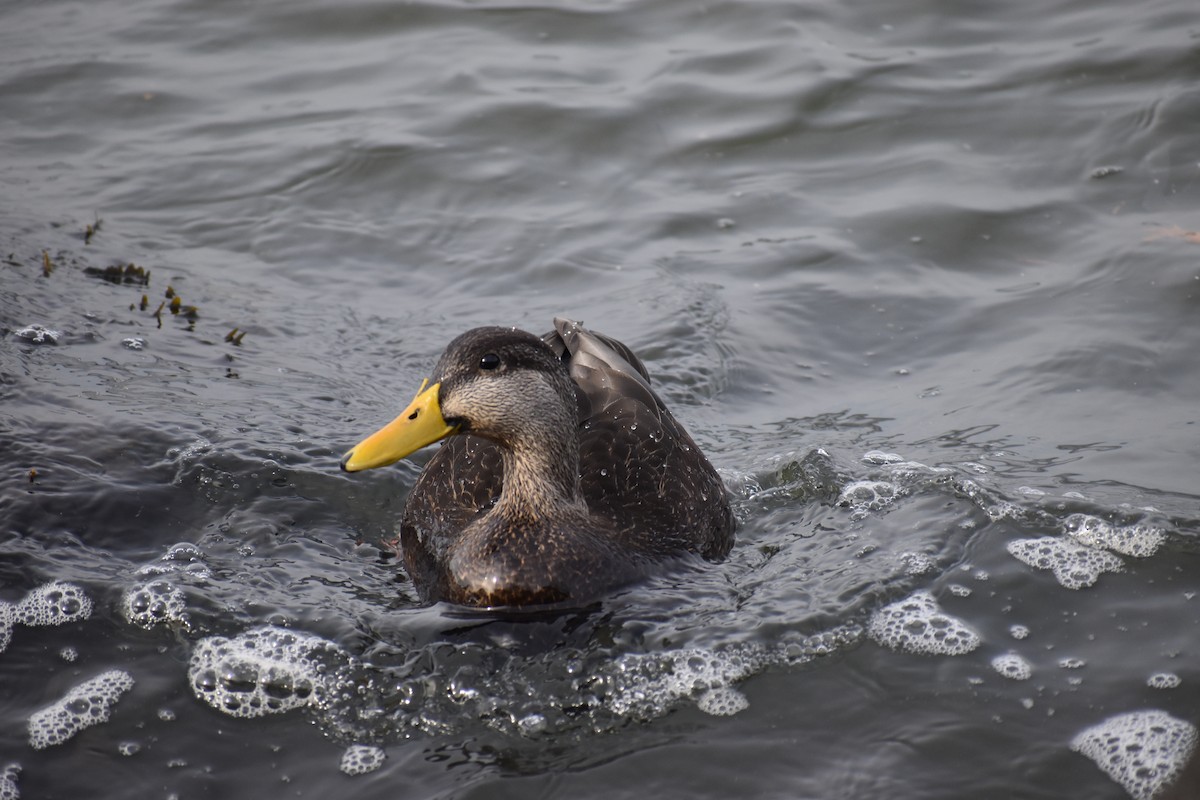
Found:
14,582 -> 93,626
0,764 -> 18,800
15,324 -> 61,344
122,581 -> 188,629
1071,710 -> 1198,800
136,543 -> 212,580
1063,514 -> 1165,558
188,627 -> 351,718
517,713 -> 548,735
0,603 -> 12,656
695,686 -> 750,716
902,556 -> 936,575
1009,625 -> 1030,640
339,744 -> 385,776
991,653 -> 1033,681
1006,537 -> 1123,589
901,553 -> 936,575
1147,672 -> 1181,690
28,670 -> 134,750
868,591 -> 980,656
838,480 -> 900,519
606,644 -> 768,718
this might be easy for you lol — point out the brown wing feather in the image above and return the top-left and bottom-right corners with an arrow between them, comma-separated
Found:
553,318 -> 734,559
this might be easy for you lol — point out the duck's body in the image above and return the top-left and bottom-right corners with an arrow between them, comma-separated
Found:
341,318 -> 734,608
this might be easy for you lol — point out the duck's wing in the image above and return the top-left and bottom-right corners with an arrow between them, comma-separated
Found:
542,317 -> 662,423
545,318 -> 735,560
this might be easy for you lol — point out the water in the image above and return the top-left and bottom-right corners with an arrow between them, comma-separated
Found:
2,0 -> 1199,797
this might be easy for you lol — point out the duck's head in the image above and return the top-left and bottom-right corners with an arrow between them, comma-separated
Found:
340,326 -> 577,472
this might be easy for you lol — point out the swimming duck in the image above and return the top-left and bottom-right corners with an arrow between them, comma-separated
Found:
341,318 -> 735,608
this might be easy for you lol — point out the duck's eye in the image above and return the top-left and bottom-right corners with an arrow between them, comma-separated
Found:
479,353 -> 502,371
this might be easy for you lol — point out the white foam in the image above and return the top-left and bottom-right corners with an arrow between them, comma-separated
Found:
136,543 -> 212,580
868,591 -> 981,656
14,582 -> 93,626
901,553 -> 936,575
861,450 -> 905,465
517,713 -> 548,735
991,653 -> 1033,681
1006,537 -> 1123,589
0,764 -> 18,800
839,480 -> 900,519
606,644 -> 768,718
122,581 -> 188,629
695,686 -> 750,716
27,670 -> 134,750
0,603 -> 12,656
1009,625 -> 1030,640
1071,710 -> 1198,800
15,324 -> 61,344
1063,514 -> 1165,558
339,744 -> 386,776
189,627 -> 350,718
1147,672 -> 1181,690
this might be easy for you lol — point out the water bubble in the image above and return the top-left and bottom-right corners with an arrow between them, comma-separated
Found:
868,591 -> 980,656
189,627 -> 351,718
1006,537 -> 1123,589
15,324 -> 61,344
122,581 -> 188,629
1071,710 -> 1197,800
339,744 -> 386,776
991,653 -> 1033,681
1062,514 -> 1164,558
0,764 -> 19,800
1147,672 -> 1181,690
28,670 -> 134,749
15,582 -> 93,626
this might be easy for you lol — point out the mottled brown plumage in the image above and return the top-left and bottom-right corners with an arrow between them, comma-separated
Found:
346,318 -> 735,608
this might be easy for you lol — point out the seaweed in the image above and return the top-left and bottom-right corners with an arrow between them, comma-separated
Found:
84,263 -> 151,285
83,217 -> 103,244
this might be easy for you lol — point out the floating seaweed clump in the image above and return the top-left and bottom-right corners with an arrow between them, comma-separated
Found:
84,262 -> 150,285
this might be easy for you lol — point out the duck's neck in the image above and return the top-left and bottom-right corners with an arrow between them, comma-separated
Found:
493,430 -> 585,522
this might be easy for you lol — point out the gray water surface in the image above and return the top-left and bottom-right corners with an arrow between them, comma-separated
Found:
2,0 -> 1199,798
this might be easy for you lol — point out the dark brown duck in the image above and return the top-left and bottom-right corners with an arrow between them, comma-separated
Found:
341,318 -> 735,608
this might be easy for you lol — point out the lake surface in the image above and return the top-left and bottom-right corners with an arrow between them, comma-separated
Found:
2,0 -> 1199,797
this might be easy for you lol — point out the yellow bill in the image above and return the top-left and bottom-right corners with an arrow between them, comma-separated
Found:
340,379 -> 458,472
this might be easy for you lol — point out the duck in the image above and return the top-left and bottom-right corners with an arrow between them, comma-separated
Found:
340,317 -> 735,609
